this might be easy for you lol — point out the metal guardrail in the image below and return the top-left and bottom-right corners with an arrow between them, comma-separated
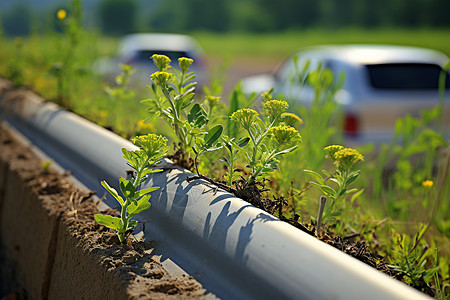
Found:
0,82 -> 430,299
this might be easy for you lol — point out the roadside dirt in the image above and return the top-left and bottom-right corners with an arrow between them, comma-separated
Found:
0,125 -> 208,299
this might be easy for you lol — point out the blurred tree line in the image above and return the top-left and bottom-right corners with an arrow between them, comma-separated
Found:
146,0 -> 450,32
1,0 -> 449,37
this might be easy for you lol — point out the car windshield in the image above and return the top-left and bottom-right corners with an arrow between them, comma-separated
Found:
366,63 -> 450,90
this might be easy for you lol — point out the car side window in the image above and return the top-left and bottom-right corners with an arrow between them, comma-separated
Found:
366,63 -> 450,90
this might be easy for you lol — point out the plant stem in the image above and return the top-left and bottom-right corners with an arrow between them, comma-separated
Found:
118,156 -> 150,243
119,199 -> 129,243
317,195 -> 327,237
228,151 -> 235,186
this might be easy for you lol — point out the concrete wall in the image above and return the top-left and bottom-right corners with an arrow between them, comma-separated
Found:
0,128 -> 129,299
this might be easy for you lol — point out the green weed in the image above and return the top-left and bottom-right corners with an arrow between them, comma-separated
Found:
142,54 -> 223,171
94,134 -> 169,243
305,145 -> 364,229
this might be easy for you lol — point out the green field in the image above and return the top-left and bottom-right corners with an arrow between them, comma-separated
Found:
192,28 -> 450,60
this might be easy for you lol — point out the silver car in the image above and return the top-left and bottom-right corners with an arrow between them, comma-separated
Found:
95,33 -> 206,87
242,45 -> 450,144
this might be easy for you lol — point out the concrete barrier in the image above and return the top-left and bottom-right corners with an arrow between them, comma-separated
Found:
0,126 -> 130,299
0,78 -> 431,299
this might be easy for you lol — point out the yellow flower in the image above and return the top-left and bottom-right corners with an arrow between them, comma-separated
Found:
137,120 -> 155,132
269,125 -> 302,145
333,148 -> 364,168
152,54 -> 171,71
150,71 -> 173,86
57,9 -> 67,20
281,112 -> 303,126
178,57 -> 194,73
324,145 -> 344,159
263,99 -> 289,120
131,134 -> 169,159
261,90 -> 273,101
422,180 -> 433,189
206,95 -> 221,109
230,108 -> 259,130
119,64 -> 133,76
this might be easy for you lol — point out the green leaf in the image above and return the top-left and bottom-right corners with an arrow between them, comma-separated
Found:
127,220 -> 139,231
122,148 -> 143,170
187,103 -> 208,128
345,171 -> 361,186
322,169 -> 333,178
344,188 -> 358,195
238,137 -> 250,147
330,211 -> 342,217
274,145 -> 298,156
101,180 -> 124,206
350,189 -> 364,205
304,170 -> 325,185
337,188 -> 348,197
127,195 -> 151,218
134,187 -> 159,198
141,168 -> 163,178
318,184 -> 337,197
309,181 -> 323,190
227,89 -> 240,138
119,177 -> 135,199
204,124 -> 223,149
329,178 -> 341,188
94,214 -> 122,230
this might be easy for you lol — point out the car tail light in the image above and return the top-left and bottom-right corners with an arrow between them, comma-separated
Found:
344,113 -> 359,137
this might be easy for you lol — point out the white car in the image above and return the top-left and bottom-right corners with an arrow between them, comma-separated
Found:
95,33 -> 206,87
242,45 -> 450,144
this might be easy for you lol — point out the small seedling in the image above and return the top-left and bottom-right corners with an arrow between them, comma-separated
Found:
94,134 -> 169,243
40,160 -> 53,173
388,225 -> 440,291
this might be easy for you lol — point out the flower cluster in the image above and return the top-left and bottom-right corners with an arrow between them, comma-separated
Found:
269,125 -> 302,146
422,180 -> 433,189
263,99 -> 289,121
179,57 -> 194,74
152,54 -> 171,71
206,95 -> 221,107
325,145 -> 364,169
281,112 -> 303,126
150,71 -> 173,87
230,108 -> 259,130
131,134 -> 169,163
57,9 -> 67,20
324,145 -> 344,159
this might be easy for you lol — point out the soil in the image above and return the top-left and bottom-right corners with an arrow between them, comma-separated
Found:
0,125 -> 208,299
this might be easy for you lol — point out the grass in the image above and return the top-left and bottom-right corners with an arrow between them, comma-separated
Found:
193,28 -> 450,60
1,27 -> 450,298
